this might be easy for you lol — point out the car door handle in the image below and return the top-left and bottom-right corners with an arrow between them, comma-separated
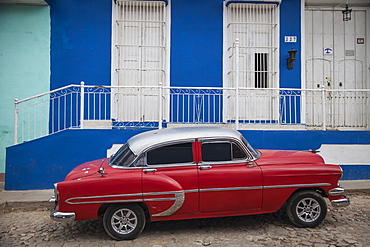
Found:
199,165 -> 212,170
143,168 -> 157,173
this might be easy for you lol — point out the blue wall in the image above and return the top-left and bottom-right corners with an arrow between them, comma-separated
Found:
6,129 -> 370,190
48,0 -> 303,89
279,0 -> 301,88
170,0 -> 224,87
241,130 -> 370,150
50,0 -> 112,89
5,129 -> 145,190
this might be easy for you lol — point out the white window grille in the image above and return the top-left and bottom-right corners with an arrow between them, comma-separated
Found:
224,2 -> 279,123
112,0 -> 168,122
225,2 -> 279,88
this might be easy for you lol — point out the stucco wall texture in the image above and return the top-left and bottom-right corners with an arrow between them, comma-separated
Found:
0,4 -> 50,174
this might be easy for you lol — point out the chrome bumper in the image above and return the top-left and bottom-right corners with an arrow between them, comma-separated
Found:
49,195 -> 56,203
328,185 -> 350,207
50,210 -> 76,222
328,187 -> 345,196
331,196 -> 350,207
49,196 -> 76,222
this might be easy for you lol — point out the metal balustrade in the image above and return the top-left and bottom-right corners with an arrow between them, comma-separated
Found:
13,81 -> 370,144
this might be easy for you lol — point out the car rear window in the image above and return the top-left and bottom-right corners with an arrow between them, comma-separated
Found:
147,143 -> 193,166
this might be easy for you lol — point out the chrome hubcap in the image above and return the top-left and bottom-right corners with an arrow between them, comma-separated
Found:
111,208 -> 137,234
296,197 -> 321,222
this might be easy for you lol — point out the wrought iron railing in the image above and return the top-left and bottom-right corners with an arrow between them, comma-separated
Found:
14,81 -> 370,144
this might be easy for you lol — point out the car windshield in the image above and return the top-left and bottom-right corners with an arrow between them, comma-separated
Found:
241,136 -> 261,160
109,144 -> 136,167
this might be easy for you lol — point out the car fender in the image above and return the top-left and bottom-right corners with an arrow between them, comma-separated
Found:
142,167 -> 198,218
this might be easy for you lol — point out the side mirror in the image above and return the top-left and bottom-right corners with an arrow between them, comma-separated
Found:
98,167 -> 105,176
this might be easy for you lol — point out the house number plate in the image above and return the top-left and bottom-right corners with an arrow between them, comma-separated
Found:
285,36 -> 297,43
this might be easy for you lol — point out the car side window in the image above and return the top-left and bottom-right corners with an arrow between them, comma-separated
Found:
202,142 -> 231,162
202,142 -> 246,162
133,155 -> 145,167
146,143 -> 193,166
233,143 -> 246,159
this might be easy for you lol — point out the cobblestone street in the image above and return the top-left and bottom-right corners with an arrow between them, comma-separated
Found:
1,191 -> 369,247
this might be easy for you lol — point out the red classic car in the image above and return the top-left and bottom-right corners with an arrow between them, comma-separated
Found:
50,127 -> 349,240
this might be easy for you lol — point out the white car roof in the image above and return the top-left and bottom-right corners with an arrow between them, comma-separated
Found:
128,127 -> 242,155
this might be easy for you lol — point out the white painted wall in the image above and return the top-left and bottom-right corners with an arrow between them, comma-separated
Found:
318,144 -> 370,166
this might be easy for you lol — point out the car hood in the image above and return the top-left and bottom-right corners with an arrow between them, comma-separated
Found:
64,158 -> 109,181
256,150 -> 324,165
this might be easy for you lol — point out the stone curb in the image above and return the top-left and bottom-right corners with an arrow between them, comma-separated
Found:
0,189 -> 53,214
0,201 -> 51,214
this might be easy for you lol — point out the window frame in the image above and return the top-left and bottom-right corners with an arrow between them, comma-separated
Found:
199,138 -> 251,165
141,140 -> 196,168
223,1 -> 280,89
112,0 -> 170,88
109,143 -> 137,167
111,0 -> 171,123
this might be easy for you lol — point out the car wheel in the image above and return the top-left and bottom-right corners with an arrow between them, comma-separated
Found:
286,190 -> 327,228
103,204 -> 146,240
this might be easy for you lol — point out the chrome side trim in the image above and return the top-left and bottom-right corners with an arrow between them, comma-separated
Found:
67,199 -> 144,205
331,197 -> 350,207
64,190 -> 196,217
263,183 -> 331,189
144,197 -> 176,202
329,187 -> 345,196
152,192 -> 185,217
200,186 -> 262,192
111,163 -> 198,170
65,192 -> 143,204
185,189 -> 199,193
50,209 -> 76,222
144,190 -> 198,196
199,183 -> 331,193
65,190 -> 198,205
65,183 -> 331,205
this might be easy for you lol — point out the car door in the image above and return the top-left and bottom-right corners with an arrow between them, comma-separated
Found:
198,139 -> 263,213
141,141 -> 199,218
